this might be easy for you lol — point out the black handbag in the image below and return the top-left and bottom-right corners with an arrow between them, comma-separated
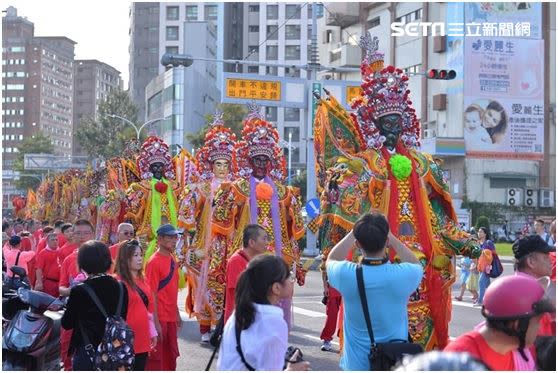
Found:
356,263 -> 423,370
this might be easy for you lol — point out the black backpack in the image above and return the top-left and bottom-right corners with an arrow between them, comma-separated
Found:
79,281 -> 135,371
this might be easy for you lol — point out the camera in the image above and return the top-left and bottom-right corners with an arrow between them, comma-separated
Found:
321,295 -> 328,305
285,346 -> 303,363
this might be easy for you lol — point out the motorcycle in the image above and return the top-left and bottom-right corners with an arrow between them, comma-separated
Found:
2,284 -> 65,370
2,266 -> 31,324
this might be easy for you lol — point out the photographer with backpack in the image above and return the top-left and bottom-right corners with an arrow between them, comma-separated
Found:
61,240 -> 130,371
474,227 -> 496,307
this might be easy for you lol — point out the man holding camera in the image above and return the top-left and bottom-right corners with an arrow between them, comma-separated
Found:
326,213 -> 423,370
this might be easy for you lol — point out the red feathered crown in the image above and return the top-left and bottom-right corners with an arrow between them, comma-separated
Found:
350,32 -> 421,150
236,102 -> 286,181
137,136 -> 175,180
196,110 -> 237,180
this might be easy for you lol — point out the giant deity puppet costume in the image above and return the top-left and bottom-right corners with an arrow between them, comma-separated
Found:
314,33 -> 480,350
125,136 -> 181,262
178,111 -> 237,340
211,103 -> 306,327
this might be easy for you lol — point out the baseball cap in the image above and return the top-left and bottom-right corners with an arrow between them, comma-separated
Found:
512,234 -> 555,260
9,235 -> 21,246
156,224 -> 182,236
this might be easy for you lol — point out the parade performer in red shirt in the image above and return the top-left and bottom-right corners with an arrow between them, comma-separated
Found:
34,232 -> 61,297
145,224 -> 182,371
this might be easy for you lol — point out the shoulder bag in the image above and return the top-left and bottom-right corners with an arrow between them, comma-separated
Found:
356,263 -> 423,370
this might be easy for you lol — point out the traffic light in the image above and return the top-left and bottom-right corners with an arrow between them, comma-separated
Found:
427,69 -> 456,80
160,53 -> 194,68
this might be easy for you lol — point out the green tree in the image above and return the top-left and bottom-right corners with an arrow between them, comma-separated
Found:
13,131 -> 54,190
186,103 -> 247,149
476,215 -> 490,231
75,89 -> 139,159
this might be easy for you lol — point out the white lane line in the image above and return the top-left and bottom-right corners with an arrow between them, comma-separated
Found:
451,300 -> 479,309
301,334 -> 340,346
293,301 -> 324,305
293,306 -> 327,318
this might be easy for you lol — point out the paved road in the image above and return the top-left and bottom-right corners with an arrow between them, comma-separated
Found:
175,261 -> 516,371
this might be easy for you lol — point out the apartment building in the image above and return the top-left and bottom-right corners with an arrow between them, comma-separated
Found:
72,59 -> 123,156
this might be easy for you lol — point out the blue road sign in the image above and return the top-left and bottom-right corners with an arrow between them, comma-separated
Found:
305,198 -> 320,219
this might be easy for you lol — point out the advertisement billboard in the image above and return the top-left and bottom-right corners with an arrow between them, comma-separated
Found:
463,37 -> 544,160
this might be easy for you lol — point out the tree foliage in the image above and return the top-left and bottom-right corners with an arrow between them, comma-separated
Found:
186,103 -> 247,150
475,215 -> 490,231
75,89 -> 140,159
13,131 -> 54,190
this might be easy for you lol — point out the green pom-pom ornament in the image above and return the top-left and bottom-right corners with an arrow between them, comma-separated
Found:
389,154 -> 412,181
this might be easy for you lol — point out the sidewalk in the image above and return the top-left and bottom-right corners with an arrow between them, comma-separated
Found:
300,254 -> 515,272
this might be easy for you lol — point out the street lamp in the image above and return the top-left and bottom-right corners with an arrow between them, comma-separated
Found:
288,131 -> 293,185
107,114 -> 166,140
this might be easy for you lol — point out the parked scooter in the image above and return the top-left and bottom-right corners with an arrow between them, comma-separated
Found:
2,283 -> 65,370
2,266 -> 31,323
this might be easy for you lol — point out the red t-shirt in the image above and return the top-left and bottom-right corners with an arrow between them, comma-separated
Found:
538,312 -> 556,337
119,277 -> 154,354
145,251 -> 179,322
59,251 -> 80,288
57,233 -> 67,248
20,237 -> 32,251
33,229 -> 42,244
109,243 -> 122,261
444,330 -> 535,370
36,237 -> 47,254
224,250 -> 250,323
58,242 -> 78,263
35,248 -> 61,297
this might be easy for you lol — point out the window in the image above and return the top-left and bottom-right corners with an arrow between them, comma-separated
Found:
166,6 -> 179,20
284,147 -> 300,163
266,45 -> 278,60
166,26 -> 179,41
185,5 -> 198,20
267,5 -> 278,19
266,25 -> 278,40
266,107 -> 277,121
266,66 -> 278,76
285,25 -> 301,40
166,46 -> 179,54
248,45 -> 259,55
285,127 -> 300,142
285,45 -> 301,60
285,67 -> 300,77
367,17 -> 380,29
285,108 -> 300,121
396,9 -> 422,24
249,5 -> 259,12
205,5 -> 217,20
147,91 -> 162,116
403,64 -> 421,75
247,66 -> 259,73
249,25 -> 259,33
286,4 -> 301,19
490,177 -> 527,188
415,8 -> 422,20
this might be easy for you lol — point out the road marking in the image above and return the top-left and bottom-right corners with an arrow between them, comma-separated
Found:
293,306 -> 326,318
301,334 -> 340,346
180,311 -> 198,322
451,300 -> 479,309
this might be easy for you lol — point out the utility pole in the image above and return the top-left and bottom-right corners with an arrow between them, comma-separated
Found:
303,2 -> 320,257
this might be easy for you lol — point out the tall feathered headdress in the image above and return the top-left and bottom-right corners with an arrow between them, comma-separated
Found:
235,102 -> 286,181
350,32 -> 421,149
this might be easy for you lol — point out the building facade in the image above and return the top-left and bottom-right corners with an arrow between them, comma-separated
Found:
128,2 -> 224,122
72,60 -> 122,156
318,2 -> 556,219
2,7 -> 76,165
145,21 -> 220,152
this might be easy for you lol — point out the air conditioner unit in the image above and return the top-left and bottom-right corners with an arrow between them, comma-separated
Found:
539,189 -> 555,208
505,188 -> 523,206
524,188 -> 538,207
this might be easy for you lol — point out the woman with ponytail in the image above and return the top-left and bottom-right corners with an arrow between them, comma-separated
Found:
217,255 -> 310,371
